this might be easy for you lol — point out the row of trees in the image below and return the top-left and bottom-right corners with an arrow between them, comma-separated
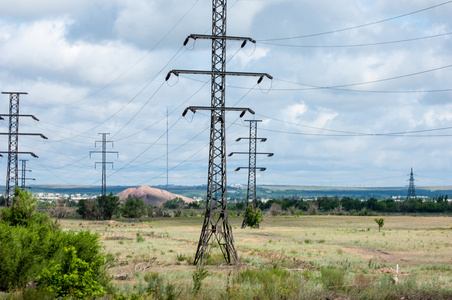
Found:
70,194 -> 452,220
256,196 -> 452,214
77,194 -> 146,220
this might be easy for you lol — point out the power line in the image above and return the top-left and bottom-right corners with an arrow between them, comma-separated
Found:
260,31 -> 452,48
258,1 -> 452,41
256,113 -> 452,136
52,46 -> 186,142
53,0 -> 200,108
273,63 -> 452,90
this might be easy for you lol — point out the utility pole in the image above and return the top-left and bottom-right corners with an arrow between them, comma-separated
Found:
19,159 -> 35,189
229,120 -> 273,228
89,133 -> 118,197
407,167 -> 416,199
166,0 -> 272,266
1,92 -> 47,205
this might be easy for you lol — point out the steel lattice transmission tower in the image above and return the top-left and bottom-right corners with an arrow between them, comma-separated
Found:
19,159 -> 35,189
1,92 -> 47,205
89,133 -> 118,196
229,120 -> 273,228
166,0 -> 272,266
407,167 -> 416,199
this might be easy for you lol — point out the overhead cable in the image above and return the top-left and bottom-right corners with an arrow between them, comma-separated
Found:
259,1 -> 452,41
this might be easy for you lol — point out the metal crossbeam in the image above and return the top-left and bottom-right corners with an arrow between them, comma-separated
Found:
166,70 -> 272,82
0,133 -> 48,139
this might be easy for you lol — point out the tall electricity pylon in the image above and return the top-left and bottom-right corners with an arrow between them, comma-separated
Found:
89,133 -> 118,197
407,167 -> 416,199
1,92 -> 47,205
19,159 -> 35,189
229,120 -> 273,228
166,0 -> 272,266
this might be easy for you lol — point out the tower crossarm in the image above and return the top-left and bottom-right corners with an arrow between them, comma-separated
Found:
183,34 -> 256,46
166,70 -> 272,82
234,167 -> 267,172
89,151 -> 119,157
182,106 -> 254,117
0,133 -> 48,139
228,152 -> 273,157
235,137 -> 267,142
0,114 -> 40,121
0,151 -> 39,158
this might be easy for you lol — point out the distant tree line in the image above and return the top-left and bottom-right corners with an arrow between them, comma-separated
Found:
255,196 -> 452,215
76,193 -> 148,220
76,195 -> 201,220
52,194 -> 452,220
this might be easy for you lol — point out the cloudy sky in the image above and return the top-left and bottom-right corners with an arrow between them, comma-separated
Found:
1,0 -> 452,189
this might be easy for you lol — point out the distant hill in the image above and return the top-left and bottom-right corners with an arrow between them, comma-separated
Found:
116,185 -> 194,207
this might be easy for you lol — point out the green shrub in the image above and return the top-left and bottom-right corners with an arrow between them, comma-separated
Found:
235,268 -> 297,299
321,267 -> 346,291
1,187 -> 38,226
192,267 -> 209,294
143,272 -> 180,300
0,188 -> 110,294
136,232 -> 145,243
37,246 -> 105,299
176,254 -> 187,262
242,205 -> 263,228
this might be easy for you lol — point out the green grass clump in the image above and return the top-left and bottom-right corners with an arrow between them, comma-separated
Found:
321,267 -> 346,291
136,232 -> 145,243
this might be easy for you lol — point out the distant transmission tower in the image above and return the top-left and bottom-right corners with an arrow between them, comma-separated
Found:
1,92 -> 47,205
19,159 -> 35,189
229,120 -> 273,228
407,167 -> 416,199
89,133 -> 118,196
166,0 -> 272,266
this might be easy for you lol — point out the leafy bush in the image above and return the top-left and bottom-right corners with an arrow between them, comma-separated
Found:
1,187 -> 38,226
38,246 -> 105,299
0,188 -> 110,294
243,205 -> 263,228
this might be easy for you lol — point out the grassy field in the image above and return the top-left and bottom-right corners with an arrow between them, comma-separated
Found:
60,215 -> 452,299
